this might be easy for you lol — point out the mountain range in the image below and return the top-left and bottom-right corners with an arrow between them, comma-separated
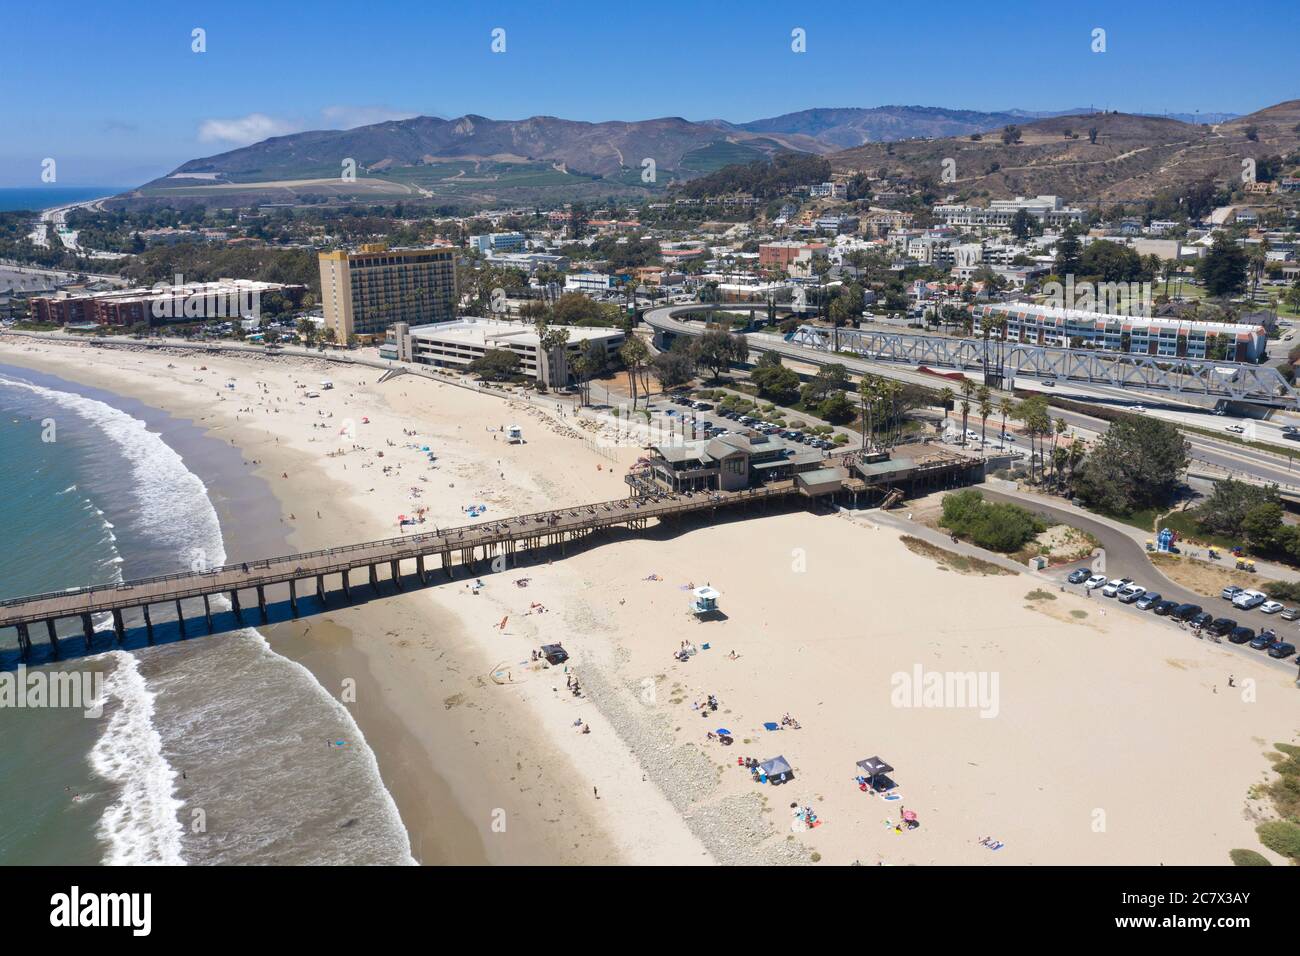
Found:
112,103 -> 1277,210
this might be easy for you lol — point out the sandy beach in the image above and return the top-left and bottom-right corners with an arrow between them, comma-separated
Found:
2,333 -> 1296,866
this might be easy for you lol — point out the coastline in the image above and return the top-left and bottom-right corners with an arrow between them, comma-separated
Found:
3,333 -> 1295,866
0,336 -> 714,865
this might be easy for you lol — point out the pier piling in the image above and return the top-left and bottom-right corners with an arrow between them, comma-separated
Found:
175,599 -> 186,637
81,613 -> 94,651
341,569 -> 352,602
289,579 -> 298,618
257,585 -> 268,622
111,609 -> 125,644
46,619 -> 60,658
202,594 -> 213,632
142,604 -> 153,643
230,590 -> 242,624
390,560 -> 403,591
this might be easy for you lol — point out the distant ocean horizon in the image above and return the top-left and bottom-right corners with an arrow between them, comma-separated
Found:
0,187 -> 124,213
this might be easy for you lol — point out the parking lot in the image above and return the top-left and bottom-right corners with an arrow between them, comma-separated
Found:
1050,563 -> 1300,673
651,395 -> 839,453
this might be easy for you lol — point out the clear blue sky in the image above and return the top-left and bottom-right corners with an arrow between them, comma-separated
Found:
5,0 -> 1297,187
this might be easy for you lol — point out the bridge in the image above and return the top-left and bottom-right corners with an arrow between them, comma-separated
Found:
0,484 -> 803,661
644,305 -> 1300,409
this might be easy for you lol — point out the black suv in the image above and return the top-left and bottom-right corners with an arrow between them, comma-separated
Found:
1172,603 -> 1203,622
1228,626 -> 1256,645
1209,617 -> 1237,637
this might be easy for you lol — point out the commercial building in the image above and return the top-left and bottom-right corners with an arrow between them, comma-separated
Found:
392,317 -> 624,387
484,251 -> 569,273
564,272 -> 615,294
758,241 -> 828,271
641,432 -> 827,493
973,302 -> 1268,362
32,279 -> 304,327
318,243 -> 456,343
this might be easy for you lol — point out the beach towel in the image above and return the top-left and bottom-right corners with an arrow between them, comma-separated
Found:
883,794 -> 902,801
763,722 -> 780,731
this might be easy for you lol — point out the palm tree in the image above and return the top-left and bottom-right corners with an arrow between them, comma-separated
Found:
938,386 -> 954,436
1051,417 -> 1068,485
959,379 -> 976,445
998,397 -> 1013,445
977,386 -> 992,447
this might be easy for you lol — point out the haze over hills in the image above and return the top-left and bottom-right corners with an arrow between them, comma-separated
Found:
112,103 -> 1269,210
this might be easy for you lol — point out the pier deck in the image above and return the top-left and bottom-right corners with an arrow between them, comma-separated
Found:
0,483 -> 799,658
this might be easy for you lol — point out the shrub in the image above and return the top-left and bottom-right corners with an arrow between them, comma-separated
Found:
1228,849 -> 1271,866
940,490 -> 1046,553
1255,820 -> 1300,862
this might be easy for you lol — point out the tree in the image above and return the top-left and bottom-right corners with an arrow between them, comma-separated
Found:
619,335 -> 650,408
1053,223 -> 1083,277
1196,232 -> 1249,298
1074,416 -> 1190,515
959,379 -> 975,444
1198,479 -> 1280,538
977,387 -> 992,446
817,391 -> 854,424
650,350 -> 695,390
1080,240 -> 1144,283
695,328 -> 748,379
1009,208 -> 1038,241
801,363 -> 849,406
938,386 -> 955,434
752,362 -> 801,405
468,349 -> 521,382
1000,125 -> 1022,145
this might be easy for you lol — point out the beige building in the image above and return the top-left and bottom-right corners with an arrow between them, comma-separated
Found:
318,243 -> 456,342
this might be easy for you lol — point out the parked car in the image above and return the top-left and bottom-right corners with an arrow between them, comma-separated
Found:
1135,592 -> 1161,610
1248,631 -> 1278,650
1208,617 -> 1237,637
1172,603 -> 1203,621
1225,424 -> 1246,434
1281,607 -> 1300,621
1153,600 -> 1179,616
1221,585 -> 1243,601
1117,584 -> 1145,604
693,402 -> 714,411
1232,589 -> 1267,610
1190,611 -> 1214,628
1267,641 -> 1297,659
1260,600 -> 1285,615
1084,574 -> 1108,590
1228,626 -> 1256,645
1067,568 -> 1091,585
1101,578 -> 1132,597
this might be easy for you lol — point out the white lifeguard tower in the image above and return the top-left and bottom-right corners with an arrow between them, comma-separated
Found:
690,586 -> 720,616
507,424 -> 523,444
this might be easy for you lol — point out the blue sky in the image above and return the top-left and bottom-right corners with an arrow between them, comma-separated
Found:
5,0 -> 1297,187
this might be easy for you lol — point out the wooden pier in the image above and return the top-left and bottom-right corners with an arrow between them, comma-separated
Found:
0,484 -> 799,660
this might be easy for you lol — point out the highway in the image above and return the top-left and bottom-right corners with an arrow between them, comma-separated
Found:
644,305 -> 1300,490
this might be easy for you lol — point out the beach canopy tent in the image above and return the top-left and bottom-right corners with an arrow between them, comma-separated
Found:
539,644 -> 569,666
856,756 -> 896,791
760,755 -> 794,784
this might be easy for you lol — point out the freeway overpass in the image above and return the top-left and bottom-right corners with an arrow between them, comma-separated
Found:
644,305 -> 1300,409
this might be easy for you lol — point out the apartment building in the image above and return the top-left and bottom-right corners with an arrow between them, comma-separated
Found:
934,195 -> 1085,229
32,279 -> 304,327
973,302 -> 1267,362
318,243 -> 457,342
468,232 -> 526,254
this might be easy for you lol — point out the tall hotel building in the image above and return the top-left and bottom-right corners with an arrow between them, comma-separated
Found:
318,243 -> 457,342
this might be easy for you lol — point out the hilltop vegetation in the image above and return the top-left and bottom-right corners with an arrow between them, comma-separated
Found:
672,153 -> 832,199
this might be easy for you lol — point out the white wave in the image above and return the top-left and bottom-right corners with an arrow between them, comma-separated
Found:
57,483 -> 77,495
88,652 -> 186,866
0,373 -> 412,864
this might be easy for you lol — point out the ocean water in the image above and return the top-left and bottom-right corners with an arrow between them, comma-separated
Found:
0,364 -> 414,865
0,187 -> 122,213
